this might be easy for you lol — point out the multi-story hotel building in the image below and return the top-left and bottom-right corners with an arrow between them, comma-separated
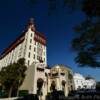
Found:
0,18 -> 47,68
0,18 -> 75,100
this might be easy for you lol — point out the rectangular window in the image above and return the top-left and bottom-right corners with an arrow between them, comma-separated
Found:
37,56 -> 39,60
34,47 -> 36,52
34,41 -> 36,45
34,54 -> 35,59
37,42 -> 40,47
28,52 -> 31,58
28,60 -> 30,66
31,33 -> 32,37
30,39 -> 32,43
29,45 -> 31,50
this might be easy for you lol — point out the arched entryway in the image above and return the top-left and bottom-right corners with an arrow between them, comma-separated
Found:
62,80 -> 66,92
37,78 -> 44,97
50,81 -> 56,92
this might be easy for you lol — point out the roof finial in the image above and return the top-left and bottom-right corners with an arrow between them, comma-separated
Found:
27,18 -> 36,31
29,18 -> 34,25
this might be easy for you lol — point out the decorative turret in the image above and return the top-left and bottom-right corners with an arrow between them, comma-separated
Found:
27,18 -> 36,31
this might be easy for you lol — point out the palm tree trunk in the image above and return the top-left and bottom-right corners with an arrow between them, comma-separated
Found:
16,85 -> 19,97
8,86 -> 13,97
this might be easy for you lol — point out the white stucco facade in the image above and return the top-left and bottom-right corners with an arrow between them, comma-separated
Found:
73,73 -> 86,90
19,63 -> 75,99
0,19 -> 47,69
73,73 -> 96,90
85,79 -> 96,89
50,65 -> 75,96
19,62 -> 48,100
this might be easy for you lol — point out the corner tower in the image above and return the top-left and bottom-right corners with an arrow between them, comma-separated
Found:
24,18 -> 47,66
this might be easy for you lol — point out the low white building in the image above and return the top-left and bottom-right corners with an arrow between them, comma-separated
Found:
85,78 -> 96,89
73,73 -> 96,90
73,73 -> 86,90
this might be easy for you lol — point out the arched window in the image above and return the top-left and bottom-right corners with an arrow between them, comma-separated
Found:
62,80 -> 66,91
50,81 -> 56,91
37,78 -> 44,96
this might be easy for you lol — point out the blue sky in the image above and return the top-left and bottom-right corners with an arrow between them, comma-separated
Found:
0,0 -> 100,81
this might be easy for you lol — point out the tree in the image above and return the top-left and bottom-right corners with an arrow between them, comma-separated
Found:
72,19 -> 100,67
0,58 -> 27,97
72,0 -> 100,68
82,0 -> 100,17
